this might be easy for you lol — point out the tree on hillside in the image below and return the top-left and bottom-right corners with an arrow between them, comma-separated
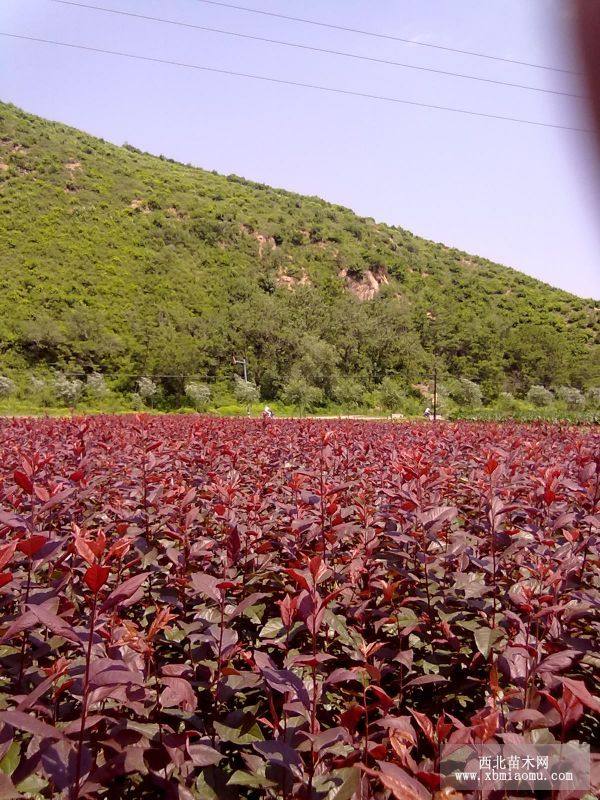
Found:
292,335 -> 340,398
449,378 -> 483,407
332,377 -> 365,409
505,324 -> 572,390
282,376 -> 324,413
18,313 -> 65,362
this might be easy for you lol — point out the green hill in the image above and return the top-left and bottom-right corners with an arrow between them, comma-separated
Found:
0,100 -> 598,407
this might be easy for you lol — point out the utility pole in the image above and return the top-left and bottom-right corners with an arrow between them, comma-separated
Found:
427,309 -> 439,422
233,356 -> 248,383
433,358 -> 438,422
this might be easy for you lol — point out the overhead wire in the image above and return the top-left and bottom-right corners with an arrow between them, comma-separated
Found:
47,0 -> 585,99
0,33 -> 592,133
188,0 -> 581,75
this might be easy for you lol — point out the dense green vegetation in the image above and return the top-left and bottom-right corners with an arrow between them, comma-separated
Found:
0,100 -> 598,413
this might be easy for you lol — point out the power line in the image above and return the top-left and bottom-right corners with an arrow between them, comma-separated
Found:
48,0 -> 584,100
13,368 -> 220,380
1,32 -> 592,133
189,0 -> 581,76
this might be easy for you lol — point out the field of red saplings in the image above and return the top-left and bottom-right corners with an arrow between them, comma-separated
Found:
0,416 -> 597,800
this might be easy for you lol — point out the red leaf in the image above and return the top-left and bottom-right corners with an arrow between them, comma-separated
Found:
0,541 -> 17,570
560,687 -> 584,731
436,714 -> 453,742
308,555 -> 322,580
409,708 -> 436,747
88,532 -> 106,559
279,594 -> 298,627
226,527 -> 241,563
74,535 -> 96,566
160,677 -> 197,712
190,571 -> 221,602
186,742 -> 223,767
17,535 -> 47,558
101,572 -> 149,611
471,710 -> 499,742
13,470 -> 33,494
320,588 -> 343,609
215,580 -> 236,591
369,743 -> 388,760
367,685 -> 395,712
561,677 -> 600,712
340,703 -> 364,734
0,571 -> 12,588
33,485 -> 50,503
27,604 -> 82,646
361,763 -> 431,800
84,563 -> 109,594
106,537 -> 132,562
404,675 -> 446,689
543,487 -> 556,505
415,771 -> 440,792
484,457 -> 499,475
282,568 -> 310,591
0,710 -> 64,740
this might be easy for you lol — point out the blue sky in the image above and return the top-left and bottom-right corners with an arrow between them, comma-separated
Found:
1,0 -> 599,299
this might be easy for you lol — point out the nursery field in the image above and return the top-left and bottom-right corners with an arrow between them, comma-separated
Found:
0,416 -> 598,799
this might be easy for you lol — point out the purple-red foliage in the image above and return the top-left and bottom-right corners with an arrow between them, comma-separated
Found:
0,415 -> 597,799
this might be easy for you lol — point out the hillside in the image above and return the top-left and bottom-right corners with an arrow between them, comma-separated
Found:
0,100 -> 598,406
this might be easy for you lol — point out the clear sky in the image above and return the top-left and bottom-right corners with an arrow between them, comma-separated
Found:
1,0 -> 600,299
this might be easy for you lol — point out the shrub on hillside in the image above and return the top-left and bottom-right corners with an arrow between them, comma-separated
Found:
137,377 -> 159,405
54,374 -> 83,406
86,372 -> 109,400
498,391 -> 517,407
0,376 -> 15,399
29,375 -> 49,402
130,392 -> 144,411
233,376 -> 260,407
586,386 -> 600,408
185,381 -> 211,411
556,386 -> 585,409
526,385 -> 554,407
379,377 -> 406,412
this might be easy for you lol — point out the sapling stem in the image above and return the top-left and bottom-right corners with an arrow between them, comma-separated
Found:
73,592 -> 97,800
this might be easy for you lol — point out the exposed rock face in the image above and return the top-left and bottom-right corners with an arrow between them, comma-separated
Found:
276,267 -> 312,289
166,206 -> 186,220
240,224 -> 277,258
413,383 -> 432,399
130,198 -> 151,213
339,266 -> 389,300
